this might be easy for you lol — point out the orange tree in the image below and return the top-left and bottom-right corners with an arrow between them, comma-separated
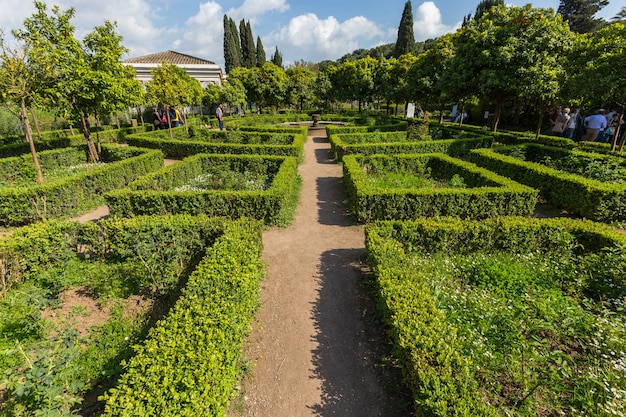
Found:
449,5 -> 573,131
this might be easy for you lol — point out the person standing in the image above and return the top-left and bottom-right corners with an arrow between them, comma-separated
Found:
216,103 -> 224,130
152,107 -> 161,130
565,108 -> 581,140
552,107 -> 570,136
582,109 -> 608,142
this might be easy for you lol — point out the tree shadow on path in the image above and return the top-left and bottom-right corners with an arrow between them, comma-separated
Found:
308,248 -> 411,417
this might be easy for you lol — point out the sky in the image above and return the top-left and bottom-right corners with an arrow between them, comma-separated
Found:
0,0 -> 623,71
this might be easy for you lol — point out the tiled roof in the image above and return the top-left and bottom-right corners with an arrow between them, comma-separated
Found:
124,50 -> 216,65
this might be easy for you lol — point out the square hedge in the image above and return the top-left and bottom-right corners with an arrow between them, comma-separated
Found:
105,153 -> 301,226
343,153 -> 537,222
0,145 -> 164,226
469,143 -> 626,222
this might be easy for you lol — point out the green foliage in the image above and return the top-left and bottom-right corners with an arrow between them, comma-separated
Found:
565,22 -> 626,111
101,218 -> 264,416
223,15 -> 242,73
0,145 -> 163,226
125,128 -> 305,161
450,5 -> 573,130
470,144 -> 626,222
105,153 -> 301,226
557,0 -> 609,33
365,217 -> 626,415
394,1 -> 416,57
343,153 -> 537,222
0,215 -> 251,416
329,131 -> 492,161
255,36 -> 266,67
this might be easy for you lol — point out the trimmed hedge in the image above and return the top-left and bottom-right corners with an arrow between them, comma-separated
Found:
469,143 -> 626,222
0,126 -> 151,158
100,217 -> 264,416
105,153 -> 301,226
125,129 -> 306,162
329,132 -> 493,161
0,144 -> 164,226
343,153 -> 537,222
0,215 -> 264,416
365,217 -> 626,416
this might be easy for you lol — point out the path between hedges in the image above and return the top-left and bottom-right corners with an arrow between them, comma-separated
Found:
228,129 -> 410,417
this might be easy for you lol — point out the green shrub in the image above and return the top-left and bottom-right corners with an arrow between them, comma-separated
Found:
365,217 -> 626,416
343,153 -> 537,222
0,145 -> 164,226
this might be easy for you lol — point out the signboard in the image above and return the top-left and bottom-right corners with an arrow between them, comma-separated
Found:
406,103 -> 415,118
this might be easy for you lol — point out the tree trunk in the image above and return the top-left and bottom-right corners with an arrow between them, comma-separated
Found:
138,107 -> 144,126
29,107 -> 42,141
614,104 -> 625,152
535,112 -> 544,141
439,102 -> 445,124
21,99 -> 43,183
492,100 -> 503,132
81,113 -> 100,163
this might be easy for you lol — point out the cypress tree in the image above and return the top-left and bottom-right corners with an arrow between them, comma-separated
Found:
394,1 -> 416,57
256,36 -> 266,67
271,46 -> 283,68
245,21 -> 256,67
239,19 -> 256,68
558,0 -> 608,33
227,17 -> 242,70
223,15 -> 241,72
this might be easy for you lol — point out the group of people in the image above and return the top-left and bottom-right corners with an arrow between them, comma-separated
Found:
550,107 -> 624,144
152,106 -> 184,130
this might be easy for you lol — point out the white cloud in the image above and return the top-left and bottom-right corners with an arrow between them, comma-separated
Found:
226,0 -> 289,25
413,1 -> 461,41
0,0 -> 35,33
265,13 -> 385,64
176,2 -> 224,65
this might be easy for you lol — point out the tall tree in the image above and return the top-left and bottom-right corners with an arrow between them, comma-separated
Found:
474,0 -> 505,21
394,1 -> 416,57
239,19 -> 255,68
0,28 -> 45,182
451,5 -> 572,132
223,15 -> 242,72
256,36 -> 266,67
229,17 -> 242,69
557,0 -> 608,33
75,20 -> 143,158
286,67 -> 316,111
271,46 -> 283,68
565,22 -> 626,149
245,21 -> 256,67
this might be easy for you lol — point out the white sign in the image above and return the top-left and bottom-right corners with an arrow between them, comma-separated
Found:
406,103 -> 415,118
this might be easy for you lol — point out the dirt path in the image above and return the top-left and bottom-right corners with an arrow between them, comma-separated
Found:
230,130 -> 409,417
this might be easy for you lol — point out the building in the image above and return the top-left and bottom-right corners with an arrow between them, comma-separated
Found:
124,50 -> 224,88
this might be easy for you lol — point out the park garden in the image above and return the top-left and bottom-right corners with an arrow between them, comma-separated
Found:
0,0 -> 626,416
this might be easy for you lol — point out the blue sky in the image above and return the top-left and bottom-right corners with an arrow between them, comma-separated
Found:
1,1 -> 623,71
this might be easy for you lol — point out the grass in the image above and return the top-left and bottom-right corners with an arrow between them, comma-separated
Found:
405,249 -> 626,415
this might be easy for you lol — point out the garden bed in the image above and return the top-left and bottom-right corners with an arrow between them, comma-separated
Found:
365,217 -> 626,416
125,127 -> 306,161
343,153 -> 536,222
0,215 -> 264,416
105,153 -> 301,226
0,145 -> 163,226
470,143 -> 626,222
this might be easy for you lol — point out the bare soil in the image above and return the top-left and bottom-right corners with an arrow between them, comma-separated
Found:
228,129 -> 411,417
